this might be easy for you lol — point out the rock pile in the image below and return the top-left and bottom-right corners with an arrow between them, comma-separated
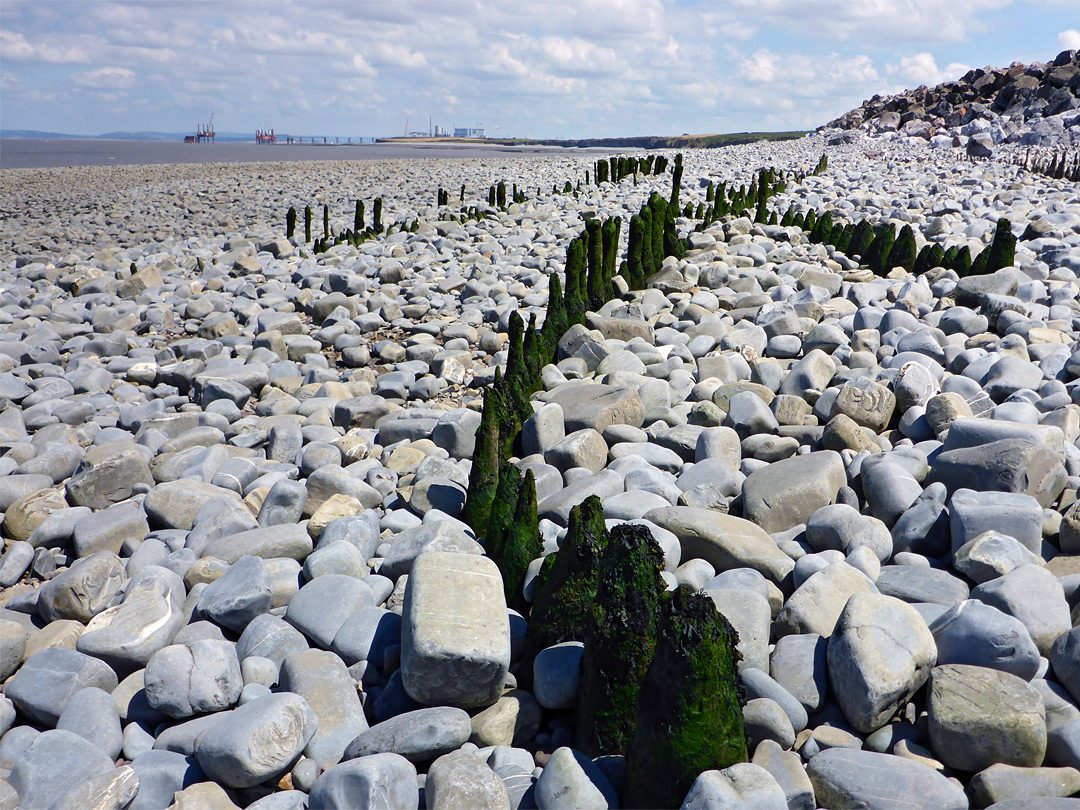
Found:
823,49 -> 1080,154
0,126 -> 1079,810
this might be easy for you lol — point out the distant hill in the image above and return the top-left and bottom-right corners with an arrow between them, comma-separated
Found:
376,131 -> 808,150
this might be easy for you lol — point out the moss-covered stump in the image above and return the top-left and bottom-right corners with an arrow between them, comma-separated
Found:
498,469 -> 542,612
627,215 -> 646,289
541,272 -> 568,359
373,198 -> 384,233
624,587 -> 747,810
522,312 -> 542,381
528,495 -> 609,650
809,209 -> 833,244
638,207 -> 655,276
502,312 -> 533,425
575,523 -> 666,758
848,218 -> 875,259
662,207 -> 685,261
669,152 -> 683,210
952,244 -> 973,277
564,237 -> 588,327
648,193 -> 667,271
887,224 -> 918,273
485,460 -> 523,564
601,218 -> 620,291
984,217 -> 1016,273
461,386 -> 501,536
864,224 -> 896,276
585,219 -> 604,310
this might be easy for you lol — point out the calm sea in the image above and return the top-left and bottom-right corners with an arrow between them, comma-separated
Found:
0,138 -> 610,170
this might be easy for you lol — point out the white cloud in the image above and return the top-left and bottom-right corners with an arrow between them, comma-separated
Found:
534,37 -> 619,75
1059,29 -> 1080,50
739,49 -> 779,83
727,0 -> 1013,44
885,53 -> 972,91
889,52 -> 942,85
351,54 -> 376,77
0,30 -> 91,63
373,42 -> 428,69
71,66 -> 135,89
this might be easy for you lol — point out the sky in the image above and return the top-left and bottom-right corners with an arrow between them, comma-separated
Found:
1,0 -> 1078,139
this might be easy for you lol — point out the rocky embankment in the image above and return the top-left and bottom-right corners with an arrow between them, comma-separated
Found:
0,129 -> 1079,810
823,49 -> 1080,158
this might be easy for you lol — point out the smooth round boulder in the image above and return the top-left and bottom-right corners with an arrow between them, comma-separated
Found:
806,748 -> 967,810
928,664 -> 1047,772
827,593 -> 937,733
195,693 -> 318,788
144,640 -> 243,719
343,707 -> 471,762
307,752 -> 419,810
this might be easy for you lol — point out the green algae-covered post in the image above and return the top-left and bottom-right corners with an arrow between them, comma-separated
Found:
323,204 -> 330,239
627,215 -> 645,289
913,243 -> 945,275
286,207 -> 296,239
625,587 -> 747,809
564,237 -> 588,327
864,223 -> 896,276
669,153 -> 683,210
304,205 -> 312,243
503,312 -> 533,425
499,469 -> 542,612
754,194 -> 768,224
462,386 -> 501,537
373,198 -> 384,234
601,218 -> 619,297
354,200 -> 365,233
542,271 -> 568,359
522,312 -> 541,381
638,207 -> 655,277
951,244 -> 972,277
833,223 -> 854,254
485,459 -> 523,564
985,217 -> 1016,272
490,369 -> 522,462
663,204 -> 685,262
648,193 -> 667,269
585,219 -> 604,310
576,523 -> 667,758
809,209 -> 832,244
848,218 -> 875,259
887,224 -> 918,273
528,495 -> 609,650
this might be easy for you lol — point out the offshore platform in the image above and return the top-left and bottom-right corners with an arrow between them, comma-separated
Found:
184,115 -> 215,143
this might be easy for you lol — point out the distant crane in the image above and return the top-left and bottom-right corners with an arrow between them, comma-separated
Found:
196,114 -> 215,143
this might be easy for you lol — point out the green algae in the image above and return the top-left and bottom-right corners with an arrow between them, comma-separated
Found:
624,587 -> 747,809
575,523 -> 667,758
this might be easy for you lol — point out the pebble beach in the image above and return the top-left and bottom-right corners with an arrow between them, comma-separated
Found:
1,56 -> 1080,810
